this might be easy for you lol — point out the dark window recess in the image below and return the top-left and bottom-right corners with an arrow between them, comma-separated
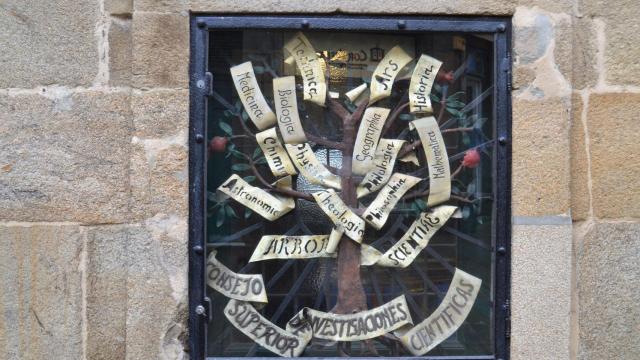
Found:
190,15 -> 511,360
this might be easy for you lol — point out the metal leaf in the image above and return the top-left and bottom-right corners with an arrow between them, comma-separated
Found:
231,163 -> 251,171
216,207 -> 226,227
219,121 -> 233,135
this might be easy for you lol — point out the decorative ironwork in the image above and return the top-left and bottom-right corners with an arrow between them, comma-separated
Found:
189,15 -> 511,360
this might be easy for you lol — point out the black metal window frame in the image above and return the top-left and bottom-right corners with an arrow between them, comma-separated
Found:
189,14 -> 512,360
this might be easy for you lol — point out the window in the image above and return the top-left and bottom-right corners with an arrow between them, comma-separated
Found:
190,16 -> 511,360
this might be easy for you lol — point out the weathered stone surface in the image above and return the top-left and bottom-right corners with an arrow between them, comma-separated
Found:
511,223 -> 572,360
132,90 -> 188,138
570,93 -> 590,220
109,18 -> 132,87
512,97 -> 571,216
516,0 -> 574,14
129,136 -> 188,220
603,22 -> 640,86
571,17 -> 599,89
0,91 -> 132,223
514,9 -> 555,65
132,13 -> 189,89
129,90 -> 189,220
513,8 -> 572,98
105,0 -> 133,15
135,0 -> 187,12
581,0 -> 640,85
587,93 -> 640,218
86,225 -> 128,360
512,11 -> 570,98
577,221 -> 640,359
0,224 -> 84,360
189,0 -> 515,14
0,0 -> 99,88
513,64 -> 536,91
553,15 -> 573,88
126,217 -> 188,360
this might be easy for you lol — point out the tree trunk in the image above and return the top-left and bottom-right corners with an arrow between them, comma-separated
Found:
333,121 -> 367,314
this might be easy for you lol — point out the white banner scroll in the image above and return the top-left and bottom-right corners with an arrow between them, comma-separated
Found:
248,234 -> 400,267
207,251 -> 268,303
286,295 -> 413,342
361,205 -> 458,268
345,83 -> 368,102
352,107 -> 391,175
312,189 -> 365,243
409,55 -> 443,114
249,235 -> 335,262
409,117 -> 451,206
285,143 -> 342,190
274,76 -> 308,144
256,127 -> 298,177
360,243 -> 384,266
398,269 -> 481,355
230,62 -> 277,130
357,139 -> 405,198
217,174 -> 294,221
225,300 -> 311,357
369,45 -> 413,104
284,32 -> 327,106
362,173 -> 422,230
326,226 -> 344,253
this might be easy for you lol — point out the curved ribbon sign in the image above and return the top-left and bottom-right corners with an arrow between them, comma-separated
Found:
230,61 -> 277,130
410,117 -> 451,206
285,143 -> 342,190
256,127 -> 298,177
362,173 -> 422,230
225,299 -> 310,357
207,251 -> 267,304
284,32 -> 327,106
312,189 -> 366,243
369,45 -> 412,103
352,107 -> 391,175
409,55 -> 442,114
398,268 -> 481,355
357,139 -> 405,198
287,295 -> 413,342
217,174 -> 295,221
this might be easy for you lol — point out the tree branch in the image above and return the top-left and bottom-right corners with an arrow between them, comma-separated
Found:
436,87 -> 448,125
450,162 -> 464,178
443,126 -> 474,134
237,114 -> 256,137
381,95 -> 409,137
268,183 -> 315,202
402,191 -> 472,204
247,55 -> 280,79
326,97 -> 351,121
230,134 -> 253,141
306,132 -> 345,150
348,99 -> 369,126
351,207 -> 365,217
398,139 -> 421,159
401,163 -> 464,201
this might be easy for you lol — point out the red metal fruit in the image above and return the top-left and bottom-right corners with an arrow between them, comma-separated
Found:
462,148 -> 481,168
209,136 -> 228,153
436,69 -> 454,84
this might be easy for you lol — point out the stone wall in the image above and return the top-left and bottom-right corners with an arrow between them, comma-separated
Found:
0,0 -> 637,359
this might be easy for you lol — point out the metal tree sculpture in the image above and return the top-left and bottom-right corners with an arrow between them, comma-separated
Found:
207,32 -> 489,357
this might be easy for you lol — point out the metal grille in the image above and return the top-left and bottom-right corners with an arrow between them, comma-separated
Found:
189,15 -> 511,360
